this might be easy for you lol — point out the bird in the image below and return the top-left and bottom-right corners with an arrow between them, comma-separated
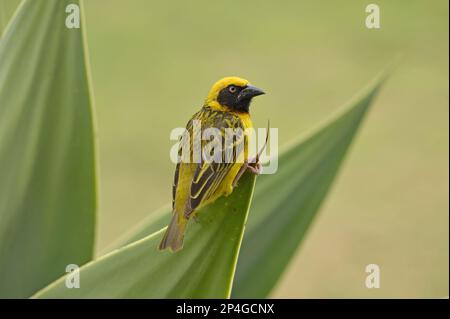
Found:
159,76 -> 265,252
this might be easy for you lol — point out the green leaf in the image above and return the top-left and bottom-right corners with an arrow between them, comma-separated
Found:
0,0 -> 21,36
105,77 -> 383,298
33,173 -> 255,298
0,0 -> 96,298
232,79 -> 382,298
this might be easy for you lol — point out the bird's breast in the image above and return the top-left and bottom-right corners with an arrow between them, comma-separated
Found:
232,112 -> 253,130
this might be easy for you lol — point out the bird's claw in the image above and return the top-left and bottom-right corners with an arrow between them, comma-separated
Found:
246,158 -> 262,175
232,158 -> 261,188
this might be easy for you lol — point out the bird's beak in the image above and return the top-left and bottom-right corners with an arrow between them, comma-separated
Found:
237,85 -> 265,102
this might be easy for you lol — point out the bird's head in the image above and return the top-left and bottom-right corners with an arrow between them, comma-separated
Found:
205,76 -> 265,113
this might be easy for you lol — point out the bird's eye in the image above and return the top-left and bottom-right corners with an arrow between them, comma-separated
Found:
228,86 -> 237,93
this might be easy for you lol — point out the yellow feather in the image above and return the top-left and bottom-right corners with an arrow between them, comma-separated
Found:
160,76 -> 262,251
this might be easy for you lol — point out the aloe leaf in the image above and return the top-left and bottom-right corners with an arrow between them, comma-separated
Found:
232,79 -> 382,298
33,173 -> 255,298
0,0 -> 21,36
0,0 -> 96,298
105,77 -> 383,298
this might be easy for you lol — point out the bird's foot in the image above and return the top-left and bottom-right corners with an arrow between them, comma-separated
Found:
246,159 -> 262,175
232,158 -> 261,188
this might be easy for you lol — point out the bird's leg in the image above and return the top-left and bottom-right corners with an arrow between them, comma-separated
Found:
232,158 -> 262,188
246,160 -> 263,175
246,120 -> 269,175
232,162 -> 248,188
233,122 -> 270,186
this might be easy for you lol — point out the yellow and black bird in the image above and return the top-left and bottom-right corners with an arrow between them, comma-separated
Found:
159,77 -> 265,251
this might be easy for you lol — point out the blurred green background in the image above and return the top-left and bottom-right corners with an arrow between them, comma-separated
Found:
81,0 -> 448,298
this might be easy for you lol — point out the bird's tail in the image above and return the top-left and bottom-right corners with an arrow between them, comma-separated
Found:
158,211 -> 187,252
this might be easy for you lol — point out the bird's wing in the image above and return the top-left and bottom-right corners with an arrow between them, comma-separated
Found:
172,162 -> 180,210
187,108 -> 245,215
171,114 -> 197,210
